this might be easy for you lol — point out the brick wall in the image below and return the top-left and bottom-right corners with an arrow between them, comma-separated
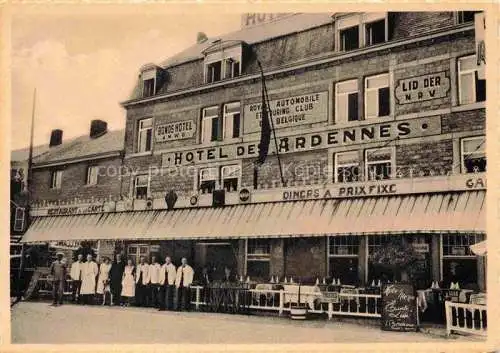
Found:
391,12 -> 455,40
442,109 -> 485,134
396,140 -> 454,176
32,157 -> 123,203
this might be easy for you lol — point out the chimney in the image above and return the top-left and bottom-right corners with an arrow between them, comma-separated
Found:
197,32 -> 208,44
90,120 -> 108,139
49,129 -> 63,147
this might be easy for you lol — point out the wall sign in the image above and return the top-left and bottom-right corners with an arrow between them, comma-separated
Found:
411,243 -> 429,253
465,177 -> 486,189
241,13 -> 292,28
381,284 -> 418,332
155,120 -> 196,142
47,204 -> 104,216
239,188 -> 250,202
451,246 -> 466,256
282,183 -> 397,201
243,92 -> 329,134
395,72 -> 450,104
162,116 -> 441,167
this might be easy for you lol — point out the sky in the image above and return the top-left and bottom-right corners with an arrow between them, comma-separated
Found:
11,6 -> 242,150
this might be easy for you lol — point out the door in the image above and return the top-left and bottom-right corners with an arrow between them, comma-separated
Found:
195,242 -> 237,281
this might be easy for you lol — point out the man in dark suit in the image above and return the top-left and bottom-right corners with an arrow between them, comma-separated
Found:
49,252 -> 67,306
109,254 -> 125,306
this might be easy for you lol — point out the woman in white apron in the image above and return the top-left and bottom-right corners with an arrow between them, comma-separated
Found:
80,254 -> 99,304
96,257 -> 112,304
121,258 -> 136,307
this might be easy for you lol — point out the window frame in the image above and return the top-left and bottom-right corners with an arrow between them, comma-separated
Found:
136,118 -> 153,153
86,165 -> 99,186
456,11 -> 478,24
335,13 -> 388,51
364,18 -> 387,47
198,167 -> 219,194
50,170 -> 63,189
442,234 -> 484,258
460,136 -> 486,174
221,164 -> 241,192
201,106 -> 221,143
364,73 -> 390,119
204,45 -> 242,83
364,147 -> 395,181
335,79 -> 359,123
134,174 -> 151,200
328,235 -> 360,257
222,102 -> 241,139
13,207 -> 25,232
334,150 -> 361,183
458,54 -> 484,105
142,78 -> 156,98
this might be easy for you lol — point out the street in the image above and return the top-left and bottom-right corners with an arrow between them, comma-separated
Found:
10,301 -> 480,344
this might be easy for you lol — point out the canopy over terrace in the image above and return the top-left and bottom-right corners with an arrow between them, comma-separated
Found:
21,191 -> 485,243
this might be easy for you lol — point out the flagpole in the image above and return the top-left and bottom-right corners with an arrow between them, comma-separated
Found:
257,61 -> 286,187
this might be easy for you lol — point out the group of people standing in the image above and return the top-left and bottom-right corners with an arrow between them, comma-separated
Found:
49,252 -> 195,311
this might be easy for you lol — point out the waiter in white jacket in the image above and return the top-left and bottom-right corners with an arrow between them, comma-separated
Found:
135,257 -> 150,307
70,254 -> 84,303
158,256 -> 177,311
175,257 -> 194,311
149,256 -> 161,308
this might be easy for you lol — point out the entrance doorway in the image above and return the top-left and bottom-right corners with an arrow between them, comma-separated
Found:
194,242 -> 237,281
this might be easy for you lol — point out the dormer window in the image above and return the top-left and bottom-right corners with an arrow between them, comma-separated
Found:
336,13 -> 389,52
140,64 -> 160,98
203,42 -> 242,83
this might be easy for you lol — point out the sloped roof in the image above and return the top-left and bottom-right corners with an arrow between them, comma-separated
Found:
11,145 -> 51,163
159,13 -> 334,68
31,129 -> 124,165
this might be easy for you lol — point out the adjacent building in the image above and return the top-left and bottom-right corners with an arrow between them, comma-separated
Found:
22,12 -> 487,289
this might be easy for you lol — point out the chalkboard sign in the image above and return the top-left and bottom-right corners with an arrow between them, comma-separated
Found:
381,283 -> 418,332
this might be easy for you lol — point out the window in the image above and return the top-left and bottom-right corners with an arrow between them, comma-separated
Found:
336,80 -> 359,123
14,207 -> 25,232
128,244 -> 150,265
86,166 -> 99,185
457,11 -> 478,24
458,55 -> 486,105
224,58 -> 240,79
368,235 -> 400,283
136,118 -> 153,153
365,74 -> 390,119
246,239 -> 271,279
442,234 -> 484,287
201,106 -> 222,143
50,170 -> 62,189
221,165 -> 241,192
198,165 -> 241,193
334,151 -> 360,183
206,61 -> 222,83
199,167 -> 218,194
329,236 -> 359,285
365,19 -> 386,46
461,136 -> 486,173
223,102 -> 241,139
143,78 -> 155,97
365,147 -> 393,181
340,26 -> 359,51
134,174 -> 149,199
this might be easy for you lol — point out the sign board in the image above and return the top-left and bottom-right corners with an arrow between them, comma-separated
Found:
243,92 -> 329,133
395,72 -> 450,104
475,12 -> 486,79
412,243 -> 429,253
155,120 -> 196,143
241,13 -> 293,28
282,183 -> 397,200
451,246 -> 466,256
381,284 -> 418,332
162,116 -> 441,167
47,204 -> 104,216
337,246 -> 350,255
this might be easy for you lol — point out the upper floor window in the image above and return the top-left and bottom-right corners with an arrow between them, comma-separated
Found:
50,170 -> 63,189
365,73 -> 390,119
365,147 -> 394,181
137,118 -> 153,153
140,64 -> 159,98
335,79 -> 359,123
199,167 -> 218,194
458,55 -> 486,105
457,11 -> 479,24
336,13 -> 388,52
14,207 -> 25,232
334,151 -> 360,183
143,78 -> 155,97
201,106 -> 221,143
134,174 -> 150,199
461,136 -> 486,173
221,165 -> 241,192
86,166 -> 99,185
223,102 -> 241,139
204,44 -> 242,83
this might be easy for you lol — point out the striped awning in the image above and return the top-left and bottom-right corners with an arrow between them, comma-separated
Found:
21,191 -> 485,243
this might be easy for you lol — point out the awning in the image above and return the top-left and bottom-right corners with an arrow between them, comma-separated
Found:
21,190 -> 485,243
470,240 -> 487,256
